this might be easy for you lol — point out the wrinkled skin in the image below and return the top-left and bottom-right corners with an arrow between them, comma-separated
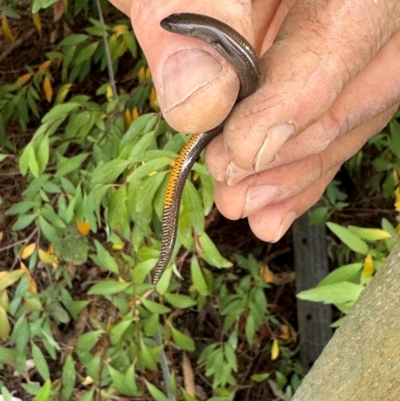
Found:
110,0 -> 400,242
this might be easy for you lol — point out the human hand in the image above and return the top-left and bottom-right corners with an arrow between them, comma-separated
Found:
110,0 -> 400,242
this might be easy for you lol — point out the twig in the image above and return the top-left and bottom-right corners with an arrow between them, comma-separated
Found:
148,275 -> 176,400
94,0 -> 117,99
0,29 -> 36,64
0,227 -> 39,252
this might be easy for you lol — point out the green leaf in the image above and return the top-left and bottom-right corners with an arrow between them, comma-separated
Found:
33,379 -> 51,401
76,390 -> 94,401
76,330 -> 103,352
251,372 -> 270,382
132,259 -> 157,285
198,233 -> 232,268
139,339 -> 158,371
55,153 -> 90,177
91,159 -> 129,187
107,186 -> 128,230
31,342 -> 50,380
109,319 -> 133,345
245,313 -> 256,344
145,381 -> 171,401
36,216 -> 59,242
41,103 -> 81,124
61,355 -> 76,401
88,280 -> 131,296
168,321 -> 195,351
297,282 -> 364,305
0,270 -> 26,293
32,0 -> 58,13
0,306 -> 10,340
127,158 -> 171,182
0,346 -> 17,365
60,34 -> 88,47
35,134 -> 49,174
327,222 -> 369,254
163,293 -> 197,309
120,114 -> 157,145
142,299 -> 171,315
123,31 -> 137,58
224,343 -> 237,371
317,263 -> 362,287
108,363 -> 139,396
135,174 -> 165,213
6,200 -> 38,215
12,214 -> 36,230
190,257 -> 209,296
347,226 -> 392,241
1,386 -> 13,401
91,240 -> 119,273
182,181 -> 204,235
19,142 -> 31,175
75,42 -> 99,64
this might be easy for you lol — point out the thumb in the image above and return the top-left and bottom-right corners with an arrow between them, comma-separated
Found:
128,1 -> 255,133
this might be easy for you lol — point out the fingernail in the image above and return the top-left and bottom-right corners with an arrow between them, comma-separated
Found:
242,185 -> 282,218
271,211 -> 297,242
162,49 -> 222,112
253,123 -> 295,171
226,161 -> 253,186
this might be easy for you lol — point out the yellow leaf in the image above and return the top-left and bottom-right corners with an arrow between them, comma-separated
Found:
132,106 -> 139,121
145,67 -> 151,80
38,248 -> 58,264
0,270 -> 26,293
278,324 -> 290,340
38,60 -> 52,74
20,261 -> 28,271
124,108 -> 133,128
2,15 -> 15,42
113,24 -> 128,37
361,254 -> 374,278
43,76 -> 53,103
0,305 -> 10,340
16,73 -> 32,86
112,243 -> 124,250
138,66 -> 146,82
0,290 -> 9,311
260,264 -> 274,283
32,12 -> 42,37
82,376 -> 94,385
21,243 -> 37,259
149,87 -> 159,111
27,274 -> 37,293
55,83 -> 72,104
48,243 -> 55,254
0,232 -> 3,242
76,220 -> 90,236
106,85 -> 114,101
271,338 -> 280,360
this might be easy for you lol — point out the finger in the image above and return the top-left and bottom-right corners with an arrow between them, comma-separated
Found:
210,27 -> 400,182
259,28 -> 400,171
248,167 -> 338,242
223,0 -> 400,171
214,107 -> 396,220
128,0 -> 263,133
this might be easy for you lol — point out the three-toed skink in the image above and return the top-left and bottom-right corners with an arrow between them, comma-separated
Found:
153,13 -> 262,285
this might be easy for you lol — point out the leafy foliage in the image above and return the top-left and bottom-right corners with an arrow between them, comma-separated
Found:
0,2 -> 299,400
